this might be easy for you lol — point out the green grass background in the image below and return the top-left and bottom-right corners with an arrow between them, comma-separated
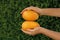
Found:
0,0 -> 60,40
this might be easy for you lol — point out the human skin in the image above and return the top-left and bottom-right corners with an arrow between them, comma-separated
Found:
21,6 -> 60,40
21,6 -> 60,17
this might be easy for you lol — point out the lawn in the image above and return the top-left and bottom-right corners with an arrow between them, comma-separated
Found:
0,0 -> 60,40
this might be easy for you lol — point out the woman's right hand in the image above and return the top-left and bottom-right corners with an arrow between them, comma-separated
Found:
21,6 -> 42,15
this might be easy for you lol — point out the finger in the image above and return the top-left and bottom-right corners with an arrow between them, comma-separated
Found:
34,26 -> 40,30
21,29 -> 31,34
26,29 -> 36,36
27,29 -> 35,32
21,29 -> 32,35
21,29 -> 36,36
21,7 -> 32,14
21,9 -> 27,14
21,6 -> 35,14
26,27 -> 40,32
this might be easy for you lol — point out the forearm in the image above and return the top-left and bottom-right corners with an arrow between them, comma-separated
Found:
39,27 -> 60,40
40,8 -> 60,17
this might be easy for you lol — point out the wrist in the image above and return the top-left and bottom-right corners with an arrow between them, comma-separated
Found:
39,27 -> 45,34
40,9 -> 46,15
38,8 -> 43,15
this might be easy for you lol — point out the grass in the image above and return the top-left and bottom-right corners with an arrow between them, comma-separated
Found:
0,0 -> 60,40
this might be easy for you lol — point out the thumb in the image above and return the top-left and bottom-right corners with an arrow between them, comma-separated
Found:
27,29 -> 35,32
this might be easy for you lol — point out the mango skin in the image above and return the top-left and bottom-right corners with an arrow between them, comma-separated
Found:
22,21 -> 40,30
22,10 -> 39,21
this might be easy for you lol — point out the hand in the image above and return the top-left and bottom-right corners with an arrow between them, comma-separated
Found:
21,26 -> 60,40
21,6 -> 42,15
21,26 -> 42,36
